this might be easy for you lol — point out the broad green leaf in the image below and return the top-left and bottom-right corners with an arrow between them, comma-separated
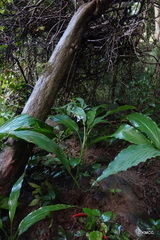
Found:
0,114 -> 53,138
101,211 -> 112,222
10,130 -> 71,174
18,204 -> 73,236
88,231 -> 103,240
50,115 -> 79,132
112,124 -> 150,145
9,174 -> 24,224
87,109 -> 97,128
96,144 -> 160,182
83,208 -> 100,217
127,113 -> 160,149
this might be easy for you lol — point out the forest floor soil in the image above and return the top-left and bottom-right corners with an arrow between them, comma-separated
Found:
6,141 -> 160,240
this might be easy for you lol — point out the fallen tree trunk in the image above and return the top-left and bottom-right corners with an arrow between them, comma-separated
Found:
0,0 -> 113,196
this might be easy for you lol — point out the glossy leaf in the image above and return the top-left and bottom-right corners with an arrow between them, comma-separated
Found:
88,231 -> 103,240
18,204 -> 73,236
127,113 -> 160,149
11,130 -> 71,174
0,114 -> 53,138
9,174 -> 24,224
50,114 -> 79,132
96,144 -> 160,182
112,124 -> 150,145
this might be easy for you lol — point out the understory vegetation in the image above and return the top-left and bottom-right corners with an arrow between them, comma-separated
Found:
0,0 -> 160,239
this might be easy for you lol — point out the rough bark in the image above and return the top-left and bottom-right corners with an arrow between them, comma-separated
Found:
155,4 -> 160,41
0,0 -> 113,196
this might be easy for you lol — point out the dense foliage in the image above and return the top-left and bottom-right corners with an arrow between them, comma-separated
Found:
0,0 -> 160,239
0,0 -> 160,115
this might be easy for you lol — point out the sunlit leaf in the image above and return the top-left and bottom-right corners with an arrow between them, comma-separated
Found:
112,124 -> 150,144
9,174 -> 24,224
127,113 -> 160,149
0,114 -> 53,138
96,144 -> 160,182
18,204 -> 74,236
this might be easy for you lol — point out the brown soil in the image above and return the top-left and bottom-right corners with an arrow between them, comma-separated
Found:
1,143 -> 160,240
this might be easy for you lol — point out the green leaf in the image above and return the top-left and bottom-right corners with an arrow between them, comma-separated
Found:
112,124 -> 150,145
29,198 -> 40,206
96,144 -> 160,182
18,204 -> 73,236
101,211 -> 112,222
83,208 -> 100,217
87,108 -> 97,128
10,130 -> 71,175
50,115 -> 79,132
0,219 -> 3,229
127,113 -> 160,149
9,174 -> 24,224
69,158 -> 81,168
0,114 -> 53,138
88,231 -> 103,240
28,182 -> 40,188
